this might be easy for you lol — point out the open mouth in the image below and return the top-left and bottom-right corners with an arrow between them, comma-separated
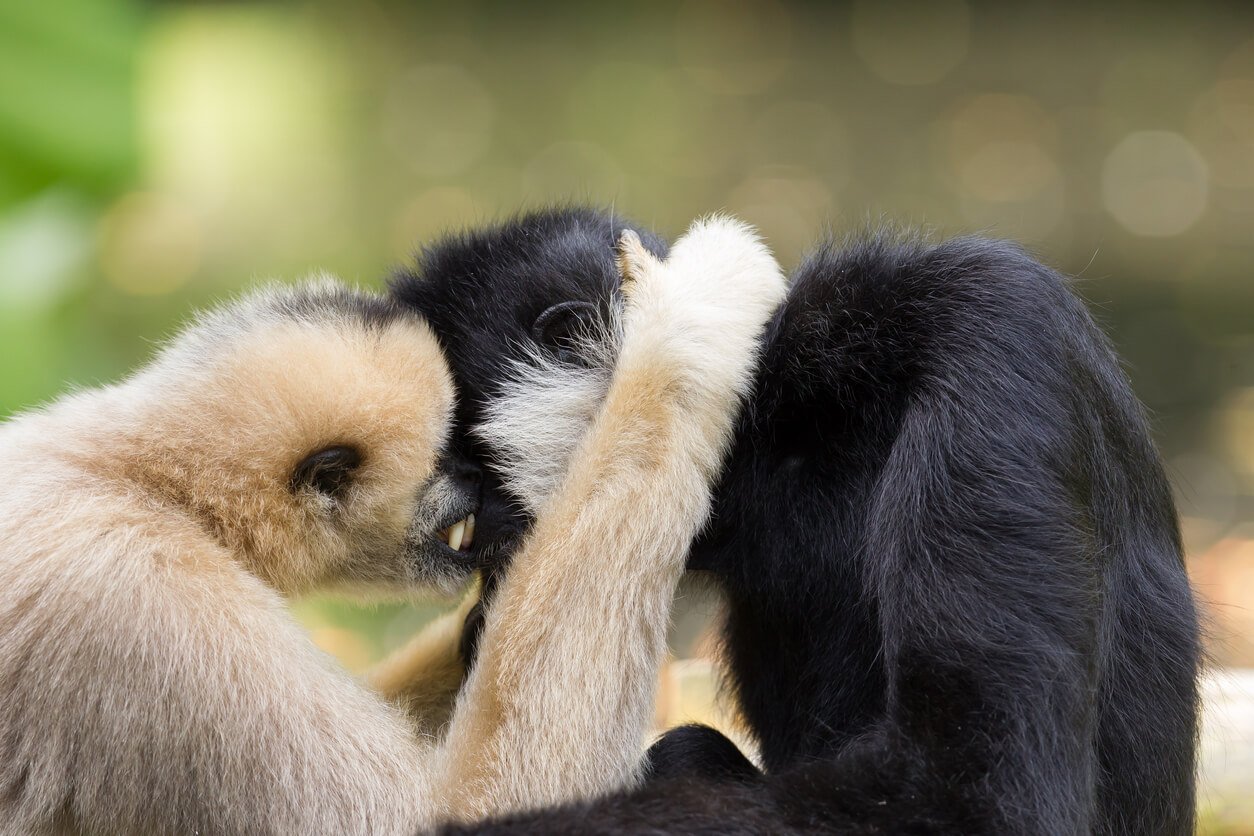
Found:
438,513 -> 476,553
423,474 -> 522,571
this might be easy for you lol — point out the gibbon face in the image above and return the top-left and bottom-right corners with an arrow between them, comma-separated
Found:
127,283 -> 492,595
390,208 -> 668,556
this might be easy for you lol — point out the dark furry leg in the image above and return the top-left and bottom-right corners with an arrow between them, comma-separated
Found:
642,724 -> 760,785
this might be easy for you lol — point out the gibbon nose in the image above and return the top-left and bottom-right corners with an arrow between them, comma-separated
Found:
439,452 -> 483,500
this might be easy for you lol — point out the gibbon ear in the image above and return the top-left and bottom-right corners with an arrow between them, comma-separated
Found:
291,445 -> 362,498
532,300 -> 599,365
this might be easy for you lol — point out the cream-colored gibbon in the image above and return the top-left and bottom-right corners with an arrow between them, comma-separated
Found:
0,216 -> 785,834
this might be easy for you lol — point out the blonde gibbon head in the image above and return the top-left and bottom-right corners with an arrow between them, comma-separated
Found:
116,280 -> 484,596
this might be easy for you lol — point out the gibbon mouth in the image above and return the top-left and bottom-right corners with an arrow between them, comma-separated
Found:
437,513 -> 476,553
428,498 -> 480,563
422,473 -> 523,571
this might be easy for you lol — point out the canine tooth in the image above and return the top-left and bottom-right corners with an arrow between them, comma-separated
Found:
448,519 -> 466,551
463,513 -> 475,547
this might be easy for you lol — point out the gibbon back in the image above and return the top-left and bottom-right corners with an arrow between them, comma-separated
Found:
393,210 -> 1201,835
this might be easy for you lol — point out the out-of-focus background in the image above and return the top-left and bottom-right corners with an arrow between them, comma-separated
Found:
1,0 -> 1251,830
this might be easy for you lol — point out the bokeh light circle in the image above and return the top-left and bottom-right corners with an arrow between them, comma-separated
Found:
1191,79 -> 1254,190
1101,130 -> 1209,237
98,192 -> 203,296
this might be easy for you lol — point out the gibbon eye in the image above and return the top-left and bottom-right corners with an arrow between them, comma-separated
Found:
532,300 -> 599,365
291,446 -> 362,498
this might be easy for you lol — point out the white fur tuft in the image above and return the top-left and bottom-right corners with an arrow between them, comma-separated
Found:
475,309 -> 623,514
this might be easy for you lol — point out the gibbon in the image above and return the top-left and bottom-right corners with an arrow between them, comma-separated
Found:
391,209 -> 1201,835
0,215 -> 786,835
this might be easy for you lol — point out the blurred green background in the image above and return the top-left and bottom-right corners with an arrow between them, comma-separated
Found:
2,0 -> 1253,829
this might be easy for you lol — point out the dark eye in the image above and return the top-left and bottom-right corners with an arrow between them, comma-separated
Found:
291,445 -> 362,498
532,300 -> 600,365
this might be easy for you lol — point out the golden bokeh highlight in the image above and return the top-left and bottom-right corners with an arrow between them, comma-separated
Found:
728,165 -> 835,257
98,192 -> 202,296
1191,79 -> 1254,190
1222,388 -> 1254,478
138,8 -> 351,262
946,95 -> 1059,201
1101,131 -> 1209,237
655,658 -> 757,763
939,94 -> 1063,239
959,143 -> 1058,203
309,627 -> 374,673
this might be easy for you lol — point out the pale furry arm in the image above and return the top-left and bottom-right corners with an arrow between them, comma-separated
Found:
369,586 -> 480,740
430,216 -> 786,822
0,218 -> 782,835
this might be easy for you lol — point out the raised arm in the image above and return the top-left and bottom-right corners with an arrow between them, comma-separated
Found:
428,217 -> 785,823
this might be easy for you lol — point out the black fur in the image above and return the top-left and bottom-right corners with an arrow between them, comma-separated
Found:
390,208 -> 668,574
269,282 -> 407,329
642,724 -> 759,786
392,210 -> 1201,834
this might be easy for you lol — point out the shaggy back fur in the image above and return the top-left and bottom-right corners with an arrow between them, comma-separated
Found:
400,211 -> 1201,835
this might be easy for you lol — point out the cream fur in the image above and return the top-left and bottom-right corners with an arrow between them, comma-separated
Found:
0,215 -> 783,834
436,215 -> 786,821
1,283 -> 463,834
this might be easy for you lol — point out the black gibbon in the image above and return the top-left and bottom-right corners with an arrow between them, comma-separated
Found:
0,228 -> 785,835
391,208 -> 1201,835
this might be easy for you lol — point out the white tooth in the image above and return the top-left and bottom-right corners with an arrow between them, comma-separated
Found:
463,513 -> 476,547
448,519 -> 466,551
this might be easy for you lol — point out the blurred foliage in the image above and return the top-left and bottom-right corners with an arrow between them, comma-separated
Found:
1,1 -> 1253,827
3,0 -> 1253,666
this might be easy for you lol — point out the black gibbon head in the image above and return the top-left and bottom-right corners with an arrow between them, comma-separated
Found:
390,207 -> 668,570
148,281 -> 502,596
